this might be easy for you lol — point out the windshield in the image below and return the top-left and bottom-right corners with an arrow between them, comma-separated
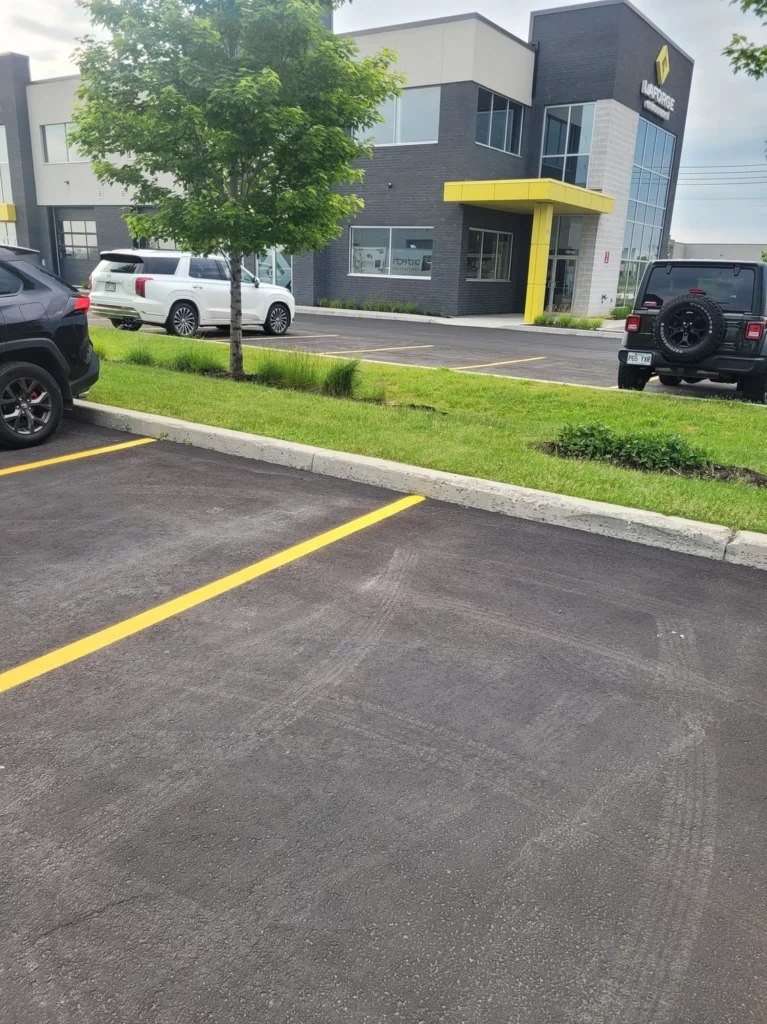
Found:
644,265 -> 756,312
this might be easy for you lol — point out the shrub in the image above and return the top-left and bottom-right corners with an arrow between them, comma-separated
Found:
572,317 -> 603,330
344,297 -> 358,310
329,298 -> 343,309
611,305 -> 632,320
361,300 -> 375,311
254,349 -> 321,391
375,300 -> 390,312
125,342 -> 155,366
403,301 -> 420,315
533,313 -> 556,326
315,297 -> 330,307
389,301 -> 404,313
167,345 -> 224,374
554,313 -> 575,328
555,421 -> 712,473
322,359 -> 360,397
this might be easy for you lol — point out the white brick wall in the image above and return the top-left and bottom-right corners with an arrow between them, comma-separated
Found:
572,100 -> 639,316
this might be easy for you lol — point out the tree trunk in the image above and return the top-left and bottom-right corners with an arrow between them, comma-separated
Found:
229,251 -> 244,377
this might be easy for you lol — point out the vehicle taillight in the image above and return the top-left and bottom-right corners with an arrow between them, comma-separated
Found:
745,321 -> 764,341
74,295 -> 90,313
135,276 -> 152,298
625,315 -> 641,333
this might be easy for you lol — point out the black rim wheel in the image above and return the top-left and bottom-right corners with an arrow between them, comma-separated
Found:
0,376 -> 54,437
173,305 -> 197,336
665,307 -> 710,349
269,305 -> 289,334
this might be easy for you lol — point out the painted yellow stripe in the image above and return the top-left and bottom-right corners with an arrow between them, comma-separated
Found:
0,437 -> 156,477
450,356 -> 546,371
0,494 -> 425,693
320,345 -> 434,356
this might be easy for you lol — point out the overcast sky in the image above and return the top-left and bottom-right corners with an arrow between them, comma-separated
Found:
3,0 -> 766,242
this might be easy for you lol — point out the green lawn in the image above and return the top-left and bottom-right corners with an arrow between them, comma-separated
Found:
88,327 -> 767,534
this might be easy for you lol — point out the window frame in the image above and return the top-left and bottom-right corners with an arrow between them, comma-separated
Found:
539,103 -> 596,186
348,225 -> 434,280
42,122 -> 88,164
365,87 -> 441,148
466,228 -> 514,282
57,217 -> 99,260
475,88 -> 525,158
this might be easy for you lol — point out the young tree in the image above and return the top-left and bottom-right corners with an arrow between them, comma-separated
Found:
725,0 -> 767,78
72,0 -> 401,375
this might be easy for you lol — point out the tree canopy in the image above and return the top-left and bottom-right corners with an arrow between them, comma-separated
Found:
725,0 -> 767,78
72,0 -> 402,372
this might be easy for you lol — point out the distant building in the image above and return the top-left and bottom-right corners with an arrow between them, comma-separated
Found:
0,0 -> 694,319
671,242 -> 767,262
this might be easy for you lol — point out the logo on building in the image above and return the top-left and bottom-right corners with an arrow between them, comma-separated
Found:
656,45 -> 670,86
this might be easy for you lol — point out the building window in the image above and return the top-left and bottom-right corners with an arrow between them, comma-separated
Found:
540,103 -> 595,188
364,87 -> 440,146
350,227 -> 433,278
253,247 -> 293,290
475,89 -> 523,156
0,125 -> 13,205
58,218 -> 98,259
466,229 -> 513,281
42,123 -> 87,163
618,119 -> 676,306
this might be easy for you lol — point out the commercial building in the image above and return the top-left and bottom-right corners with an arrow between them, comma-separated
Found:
672,241 -> 767,262
0,0 -> 693,319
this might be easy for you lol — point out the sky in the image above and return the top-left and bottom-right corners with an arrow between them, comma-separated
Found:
2,0 -> 767,242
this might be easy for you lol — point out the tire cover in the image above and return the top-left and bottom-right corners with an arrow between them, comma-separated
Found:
652,293 -> 726,363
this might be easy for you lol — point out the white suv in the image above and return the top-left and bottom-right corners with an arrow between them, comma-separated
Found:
89,250 -> 295,337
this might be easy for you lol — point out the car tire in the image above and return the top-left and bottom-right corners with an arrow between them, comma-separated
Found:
741,373 -> 767,404
652,293 -> 726,363
166,302 -> 199,337
618,363 -> 650,391
109,318 -> 142,332
263,303 -> 291,336
658,374 -> 682,386
0,361 -> 63,449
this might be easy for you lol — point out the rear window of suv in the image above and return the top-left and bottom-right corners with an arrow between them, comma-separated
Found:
644,265 -> 756,312
101,257 -> 180,275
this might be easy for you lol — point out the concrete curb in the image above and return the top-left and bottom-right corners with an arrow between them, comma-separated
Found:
297,306 -> 624,339
71,400 -> 767,571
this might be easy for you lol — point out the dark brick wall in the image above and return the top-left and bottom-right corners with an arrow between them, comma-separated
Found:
303,81 -> 533,316
0,54 -> 47,259
529,1 -> 694,255
53,204 -> 133,285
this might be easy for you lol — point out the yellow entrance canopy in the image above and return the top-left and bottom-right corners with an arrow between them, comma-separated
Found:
443,178 -> 615,216
443,178 -> 615,321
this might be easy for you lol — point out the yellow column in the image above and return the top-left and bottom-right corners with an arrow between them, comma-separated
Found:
523,202 -> 554,323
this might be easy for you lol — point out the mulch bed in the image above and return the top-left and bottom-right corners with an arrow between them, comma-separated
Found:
535,442 -> 767,486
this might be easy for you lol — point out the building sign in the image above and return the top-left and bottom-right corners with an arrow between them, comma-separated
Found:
641,45 -> 675,121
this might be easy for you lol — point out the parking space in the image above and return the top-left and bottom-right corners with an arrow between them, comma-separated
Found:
3,421 -> 767,1022
92,312 -> 756,401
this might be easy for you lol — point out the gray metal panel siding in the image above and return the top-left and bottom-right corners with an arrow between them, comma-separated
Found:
0,54 -> 47,256
308,81 -> 532,315
54,205 -> 133,285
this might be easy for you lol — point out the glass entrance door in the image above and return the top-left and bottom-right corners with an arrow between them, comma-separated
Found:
546,257 -> 578,312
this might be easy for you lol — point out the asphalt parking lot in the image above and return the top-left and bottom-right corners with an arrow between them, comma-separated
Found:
3,420 -> 767,1023
92,311 -> 748,401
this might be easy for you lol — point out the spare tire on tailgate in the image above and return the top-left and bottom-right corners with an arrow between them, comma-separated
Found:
652,293 -> 726,363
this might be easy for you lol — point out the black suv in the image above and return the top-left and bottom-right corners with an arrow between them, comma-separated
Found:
618,260 -> 767,403
0,246 -> 99,448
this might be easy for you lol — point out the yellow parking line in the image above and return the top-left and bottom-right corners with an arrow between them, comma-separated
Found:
0,437 -> 156,478
450,356 -> 546,371
0,494 -> 425,693
320,345 -> 435,356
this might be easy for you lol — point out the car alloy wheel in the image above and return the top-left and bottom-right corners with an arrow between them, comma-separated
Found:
0,376 -> 53,437
665,307 -> 709,349
268,305 -> 289,335
173,304 -> 198,336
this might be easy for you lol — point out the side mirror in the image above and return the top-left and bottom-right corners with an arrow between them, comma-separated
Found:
254,278 -> 259,287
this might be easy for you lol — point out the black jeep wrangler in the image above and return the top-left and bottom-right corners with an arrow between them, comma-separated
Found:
0,246 -> 99,448
618,260 -> 767,403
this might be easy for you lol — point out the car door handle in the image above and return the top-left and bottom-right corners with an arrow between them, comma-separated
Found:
192,285 -> 202,289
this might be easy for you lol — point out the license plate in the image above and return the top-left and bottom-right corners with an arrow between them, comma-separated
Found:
627,352 -> 652,366
105,281 -> 116,292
